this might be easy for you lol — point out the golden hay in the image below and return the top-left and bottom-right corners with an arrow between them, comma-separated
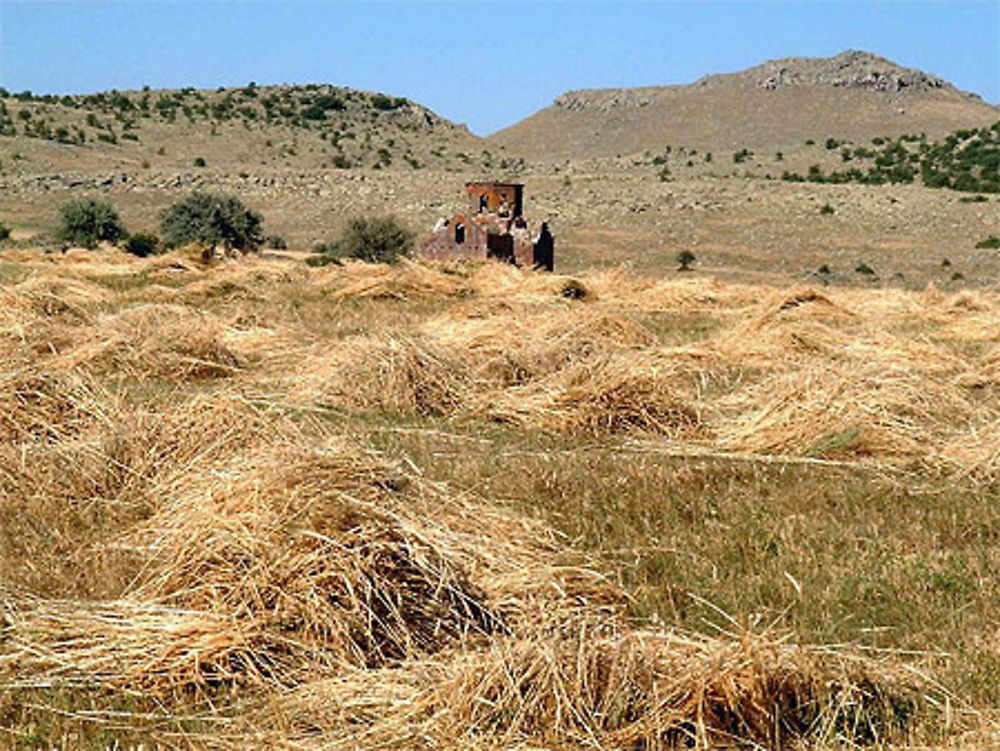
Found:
956,344 -> 1000,389
0,394 -> 299,599
7,275 -> 113,313
173,259 -> 310,303
2,437 -> 559,690
423,305 -> 657,387
60,303 -> 244,380
314,258 -> 470,300
466,260 -> 567,300
479,352 -> 705,437
4,418 -> 926,744
0,367 -> 111,443
301,334 -> 470,416
278,622 -> 925,750
1,598 -> 277,691
714,363 -> 979,459
635,276 -> 764,312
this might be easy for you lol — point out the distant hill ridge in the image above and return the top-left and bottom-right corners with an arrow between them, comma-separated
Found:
0,82 -> 508,174
695,50 -> 959,94
492,50 -> 998,159
553,51 -> 973,113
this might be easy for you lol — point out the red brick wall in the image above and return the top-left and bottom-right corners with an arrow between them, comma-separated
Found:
466,183 -> 523,217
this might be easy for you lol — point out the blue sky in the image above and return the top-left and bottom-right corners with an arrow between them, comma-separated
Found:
1,1 -> 997,135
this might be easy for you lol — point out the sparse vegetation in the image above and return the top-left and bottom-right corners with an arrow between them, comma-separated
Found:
732,147 -> 751,163
55,197 -> 127,248
783,122 -> 1000,192
975,235 -> 1000,249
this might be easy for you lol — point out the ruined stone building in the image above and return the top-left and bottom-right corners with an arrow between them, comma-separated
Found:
416,182 -> 554,270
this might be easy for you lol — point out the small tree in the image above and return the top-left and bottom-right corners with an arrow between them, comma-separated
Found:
56,198 -> 127,249
676,250 -> 696,271
335,216 -> 414,264
160,191 -> 264,254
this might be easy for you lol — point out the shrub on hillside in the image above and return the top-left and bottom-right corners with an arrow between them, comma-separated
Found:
855,262 -> 876,276
56,198 -> 127,249
160,192 -> 264,254
331,216 -> 414,264
124,232 -> 161,257
0,222 -> 10,243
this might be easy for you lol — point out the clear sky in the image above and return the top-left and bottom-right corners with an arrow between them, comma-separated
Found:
1,1 -> 997,135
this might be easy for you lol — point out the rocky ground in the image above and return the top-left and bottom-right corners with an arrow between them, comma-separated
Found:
1,163 -> 996,290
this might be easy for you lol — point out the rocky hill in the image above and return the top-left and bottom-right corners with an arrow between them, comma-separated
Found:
490,51 -> 999,160
0,83 -> 518,176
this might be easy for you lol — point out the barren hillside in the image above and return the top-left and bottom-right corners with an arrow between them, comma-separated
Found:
490,50 -> 999,160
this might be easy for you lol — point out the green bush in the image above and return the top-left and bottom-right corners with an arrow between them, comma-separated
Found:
193,156 -> 206,167
371,94 -> 405,111
676,250 -> 696,271
306,242 -> 343,267
160,191 -> 264,254
123,232 -> 161,257
819,203 -> 835,215
975,235 -> 1000,249
56,198 -> 127,248
0,222 -> 10,242
266,235 -> 287,250
333,216 -> 414,264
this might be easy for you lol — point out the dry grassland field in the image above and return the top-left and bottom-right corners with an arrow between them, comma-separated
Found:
1,242 -> 1000,749
2,50 -> 1000,750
